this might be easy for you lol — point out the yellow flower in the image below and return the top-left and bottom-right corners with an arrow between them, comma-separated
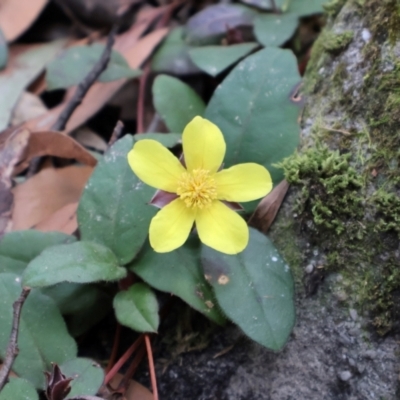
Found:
128,116 -> 272,254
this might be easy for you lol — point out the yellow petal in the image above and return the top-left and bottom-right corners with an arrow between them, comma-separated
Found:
182,116 -> 226,173
196,201 -> 248,254
128,139 -> 185,192
149,199 -> 195,253
215,163 -> 273,202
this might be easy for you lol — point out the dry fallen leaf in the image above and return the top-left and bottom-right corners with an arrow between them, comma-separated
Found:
0,128 -> 30,236
249,180 -> 290,233
73,127 -> 108,152
11,91 -> 47,126
106,373 -> 153,400
33,202 -> 78,234
0,0 -> 48,41
15,130 -> 97,174
24,10 -> 169,133
12,165 -> 92,230
0,41 -> 66,131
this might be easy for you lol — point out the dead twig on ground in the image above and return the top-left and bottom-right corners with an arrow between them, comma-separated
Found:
53,25 -> 119,132
28,24 -> 119,176
0,287 -> 31,391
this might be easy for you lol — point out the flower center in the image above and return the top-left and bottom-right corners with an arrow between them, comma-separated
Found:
177,169 -> 217,209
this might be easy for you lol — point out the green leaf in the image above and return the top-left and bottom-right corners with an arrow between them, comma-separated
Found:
0,377 -> 38,400
184,4 -> 258,45
129,239 -> 225,325
133,132 -> 181,148
201,228 -> 295,350
42,283 -> 112,337
205,47 -> 301,211
254,13 -> 299,47
239,0 -> 275,10
239,1 -> 327,17
151,27 -> 200,75
113,283 -> 159,333
0,273 -> 77,388
22,241 -> 126,288
78,135 -> 156,264
0,28 -> 8,70
188,43 -> 258,77
42,283 -> 110,315
153,75 -> 205,133
61,358 -> 104,399
46,43 -> 141,90
288,0 -> 328,16
0,230 -> 76,275
0,40 -> 66,130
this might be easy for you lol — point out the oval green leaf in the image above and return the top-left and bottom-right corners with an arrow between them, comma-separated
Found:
184,4 -> 258,45
0,273 -> 77,388
288,0 -> 327,16
0,230 -> 76,275
129,239 -> 225,325
188,43 -> 258,77
46,43 -> 141,90
153,74 -> 205,133
254,13 -> 299,47
22,241 -> 126,288
0,28 -> 8,70
0,377 -> 38,400
42,283 -> 112,337
133,132 -> 181,148
201,228 -> 295,350
113,283 -> 159,333
61,358 -> 104,399
151,27 -> 200,75
78,135 -> 156,265
205,47 -> 301,211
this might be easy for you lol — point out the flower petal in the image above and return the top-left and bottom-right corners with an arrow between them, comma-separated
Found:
149,199 -> 196,252
196,201 -> 248,254
182,116 -> 226,173
128,139 -> 185,192
215,163 -> 273,202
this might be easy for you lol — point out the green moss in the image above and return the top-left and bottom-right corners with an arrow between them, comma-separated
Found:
322,31 -> 354,53
279,146 -> 363,235
373,191 -> 400,233
361,0 -> 400,44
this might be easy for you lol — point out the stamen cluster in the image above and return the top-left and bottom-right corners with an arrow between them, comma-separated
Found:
177,169 -> 217,209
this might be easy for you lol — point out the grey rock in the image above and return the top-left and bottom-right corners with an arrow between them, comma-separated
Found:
339,370 -> 353,381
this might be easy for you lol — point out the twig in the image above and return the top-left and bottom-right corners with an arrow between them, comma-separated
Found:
53,24 -> 118,132
0,287 -> 31,391
108,120 -> 124,148
27,25 -> 119,177
145,335 -> 159,400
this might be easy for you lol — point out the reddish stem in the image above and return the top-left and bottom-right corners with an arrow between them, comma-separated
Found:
106,323 -> 121,373
117,345 -> 146,391
104,335 -> 144,384
136,64 -> 150,134
145,334 -> 159,400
